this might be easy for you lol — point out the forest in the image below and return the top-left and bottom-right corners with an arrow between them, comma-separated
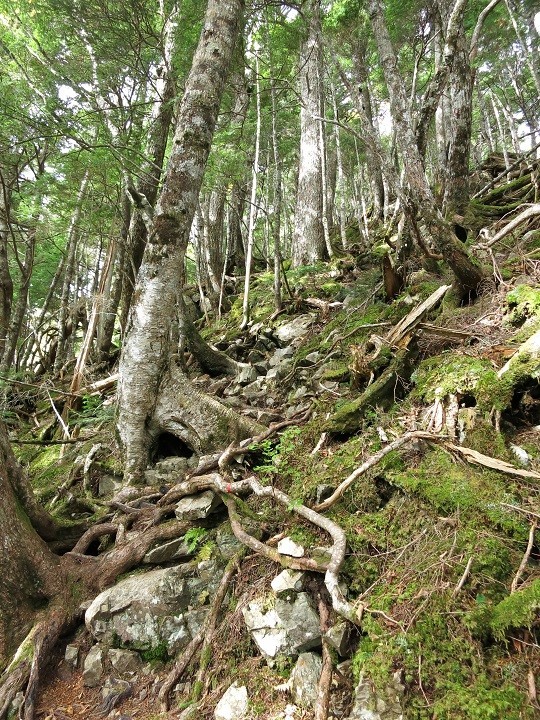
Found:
0,0 -> 539,718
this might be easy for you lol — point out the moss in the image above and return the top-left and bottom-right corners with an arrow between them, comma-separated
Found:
321,362 -> 350,383
490,579 -> 540,640
505,284 -> 540,326
139,642 -> 169,664
412,352 -> 504,411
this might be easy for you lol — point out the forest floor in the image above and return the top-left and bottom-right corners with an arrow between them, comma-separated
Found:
5,173 -> 540,720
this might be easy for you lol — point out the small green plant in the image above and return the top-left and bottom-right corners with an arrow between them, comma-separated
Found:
183,527 -> 208,553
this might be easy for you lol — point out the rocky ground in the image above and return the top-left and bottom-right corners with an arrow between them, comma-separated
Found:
6,213 -> 540,719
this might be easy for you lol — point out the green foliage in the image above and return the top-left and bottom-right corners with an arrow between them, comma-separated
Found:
139,642 -> 169,664
183,527 -> 208,553
490,580 -> 540,640
70,395 -> 115,428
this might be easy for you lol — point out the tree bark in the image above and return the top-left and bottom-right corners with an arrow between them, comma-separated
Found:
292,0 -> 326,266
118,0 -> 246,484
367,0 -> 484,295
0,421 -> 63,670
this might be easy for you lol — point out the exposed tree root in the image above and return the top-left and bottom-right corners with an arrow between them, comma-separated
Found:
0,607 -> 78,720
158,549 -> 246,711
314,592 -> 332,720
314,430 -> 442,512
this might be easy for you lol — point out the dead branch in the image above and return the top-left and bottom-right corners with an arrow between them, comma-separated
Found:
314,431 -> 442,512
501,503 -> 540,520
476,203 -> 540,249
384,285 -> 451,349
452,556 -> 473,596
510,522 -> 537,594
446,443 -> 540,480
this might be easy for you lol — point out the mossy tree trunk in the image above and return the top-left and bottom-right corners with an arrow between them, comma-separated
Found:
0,421 -> 64,670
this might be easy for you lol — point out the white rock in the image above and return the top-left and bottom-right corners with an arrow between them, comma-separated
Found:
271,570 -> 305,598
214,682 -> 249,720
277,538 -> 305,558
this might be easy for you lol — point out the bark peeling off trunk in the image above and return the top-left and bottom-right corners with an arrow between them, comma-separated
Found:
117,0 -> 245,484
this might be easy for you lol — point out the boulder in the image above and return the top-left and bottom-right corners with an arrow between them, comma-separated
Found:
237,365 -> 259,385
324,622 -> 351,657
82,645 -> 103,687
275,315 -> 314,343
175,491 -> 223,520
347,672 -> 404,720
64,644 -> 79,668
214,682 -> 249,720
143,537 -> 194,565
290,652 -> 322,707
108,648 -> 143,676
242,592 -> 321,660
85,564 -> 222,654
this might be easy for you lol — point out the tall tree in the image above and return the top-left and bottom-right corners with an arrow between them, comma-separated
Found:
117,0 -> 254,484
292,0 -> 326,266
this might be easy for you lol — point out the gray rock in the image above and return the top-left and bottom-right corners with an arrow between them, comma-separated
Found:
266,359 -> 293,381
175,491 -> 223,520
289,386 -> 309,401
98,475 -> 121,497
268,346 -> 295,368
277,537 -> 305,558
108,649 -> 143,675
214,682 -> 249,720
271,570 -> 305,599
101,676 -> 131,700
85,565 -> 215,654
143,538 -> 194,565
275,315 -> 314,343
83,645 -> 103,687
290,652 -> 322,707
324,622 -> 351,657
316,485 -> 335,504
216,526 -> 244,560
347,672 -> 404,720
64,644 -> 79,668
237,365 -> 258,385
242,592 -> 321,660
305,351 -> 321,364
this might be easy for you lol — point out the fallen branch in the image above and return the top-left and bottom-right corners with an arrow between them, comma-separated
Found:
475,203 -> 540,249
314,431 -> 442,512
453,556 -> 473,596
446,443 -> 540,480
510,522 -> 537,594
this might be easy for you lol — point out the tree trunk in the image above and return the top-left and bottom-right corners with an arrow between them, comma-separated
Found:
0,421 -> 63,669
0,186 -> 13,362
367,0 -> 484,295
118,0 -> 246,484
119,13 -> 177,333
241,50 -> 262,328
292,0 -> 326,266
